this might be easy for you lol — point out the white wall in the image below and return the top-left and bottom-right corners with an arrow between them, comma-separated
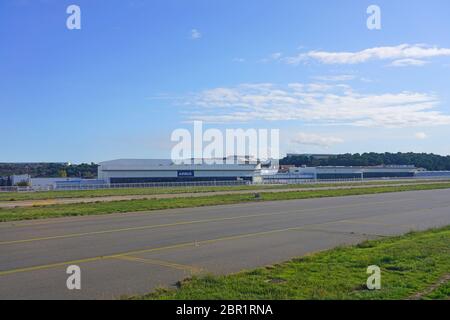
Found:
31,178 -> 81,188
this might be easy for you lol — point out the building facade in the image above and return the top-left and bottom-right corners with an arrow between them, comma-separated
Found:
97,159 -> 262,184
288,165 -> 419,180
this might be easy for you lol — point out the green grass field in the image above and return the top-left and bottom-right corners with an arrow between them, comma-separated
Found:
0,179 -> 447,202
137,226 -> 450,300
1,182 -> 450,222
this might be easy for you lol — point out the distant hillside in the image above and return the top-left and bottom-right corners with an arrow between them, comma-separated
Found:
0,163 -> 98,178
280,153 -> 450,171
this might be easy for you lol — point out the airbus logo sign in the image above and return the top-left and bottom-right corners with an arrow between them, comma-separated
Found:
177,170 -> 195,177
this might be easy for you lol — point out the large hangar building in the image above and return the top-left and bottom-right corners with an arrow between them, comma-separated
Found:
98,159 -> 262,184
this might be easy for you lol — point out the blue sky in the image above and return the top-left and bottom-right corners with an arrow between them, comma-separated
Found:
1,0 -> 450,163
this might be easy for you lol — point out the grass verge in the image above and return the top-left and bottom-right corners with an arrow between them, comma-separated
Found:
137,226 -> 450,300
0,182 -> 450,222
1,179 -> 447,202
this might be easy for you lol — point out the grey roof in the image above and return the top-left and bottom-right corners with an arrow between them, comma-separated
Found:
98,159 -> 174,167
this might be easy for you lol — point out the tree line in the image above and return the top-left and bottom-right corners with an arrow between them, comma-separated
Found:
0,163 -> 98,178
280,153 -> 450,171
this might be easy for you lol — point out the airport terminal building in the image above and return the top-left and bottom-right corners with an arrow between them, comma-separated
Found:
98,159 -> 263,184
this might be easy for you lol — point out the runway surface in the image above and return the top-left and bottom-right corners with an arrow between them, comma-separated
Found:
0,188 -> 449,299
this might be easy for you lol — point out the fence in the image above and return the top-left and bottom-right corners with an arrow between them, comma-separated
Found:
0,180 -> 252,193
261,177 -> 388,185
261,176 -> 450,185
1,175 -> 449,193
0,186 -> 35,193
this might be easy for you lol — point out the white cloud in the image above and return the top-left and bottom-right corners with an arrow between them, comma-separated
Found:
312,75 -> 356,82
389,59 -> 429,67
284,44 -> 450,65
270,52 -> 282,60
415,132 -> 428,140
260,52 -> 283,63
292,132 -> 344,147
233,58 -> 245,63
190,29 -> 202,40
184,83 -> 450,128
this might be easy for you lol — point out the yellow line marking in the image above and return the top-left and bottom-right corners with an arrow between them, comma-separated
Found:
334,218 -> 396,227
0,215 -> 264,245
0,198 -> 412,246
0,256 -> 104,277
0,226 -> 310,277
0,212 -> 137,228
112,255 -> 202,273
339,219 -> 413,228
0,202 -> 263,229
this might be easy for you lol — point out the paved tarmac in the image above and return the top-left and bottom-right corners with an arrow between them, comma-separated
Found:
0,188 -> 449,299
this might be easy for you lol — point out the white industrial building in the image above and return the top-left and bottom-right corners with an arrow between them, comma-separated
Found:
98,159 -> 263,184
30,177 -> 104,190
288,165 -> 420,179
10,174 -> 31,186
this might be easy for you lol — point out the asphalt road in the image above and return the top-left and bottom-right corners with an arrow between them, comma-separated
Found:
0,188 -> 449,300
